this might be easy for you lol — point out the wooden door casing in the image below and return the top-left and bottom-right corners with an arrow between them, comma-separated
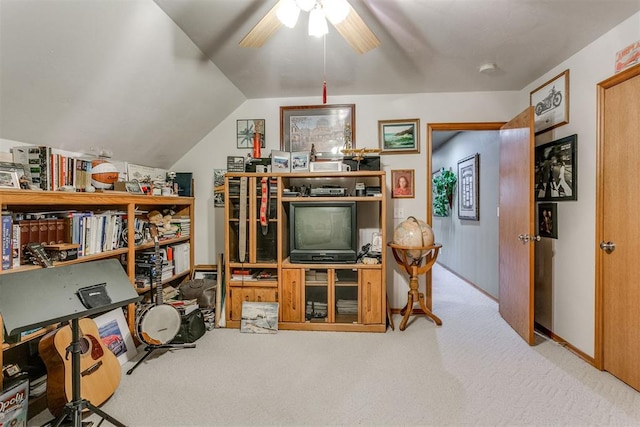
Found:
596,64 -> 640,391
498,107 -> 536,345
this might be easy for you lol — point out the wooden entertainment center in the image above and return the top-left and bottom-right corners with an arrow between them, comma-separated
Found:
224,171 -> 387,332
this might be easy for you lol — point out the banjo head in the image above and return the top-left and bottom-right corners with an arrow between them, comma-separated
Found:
136,304 -> 181,345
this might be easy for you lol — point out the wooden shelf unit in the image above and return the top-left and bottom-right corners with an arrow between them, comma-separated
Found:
0,190 -> 194,391
224,171 -> 386,332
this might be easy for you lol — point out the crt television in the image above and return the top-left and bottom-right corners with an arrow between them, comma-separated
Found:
289,201 -> 357,263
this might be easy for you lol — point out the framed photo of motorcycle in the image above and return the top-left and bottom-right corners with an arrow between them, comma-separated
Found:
530,69 -> 569,135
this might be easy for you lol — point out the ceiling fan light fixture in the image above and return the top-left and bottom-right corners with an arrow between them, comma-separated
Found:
296,0 -> 316,12
323,0 -> 349,24
308,7 -> 328,37
277,0 -> 301,28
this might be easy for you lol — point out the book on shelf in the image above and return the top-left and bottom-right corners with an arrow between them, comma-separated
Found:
1,212 -> 12,270
12,145 -> 51,190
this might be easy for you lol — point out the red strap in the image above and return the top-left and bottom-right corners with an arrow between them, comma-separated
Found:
260,177 -> 269,234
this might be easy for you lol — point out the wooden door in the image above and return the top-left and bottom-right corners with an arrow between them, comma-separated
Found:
596,65 -> 640,391
498,107 -> 536,344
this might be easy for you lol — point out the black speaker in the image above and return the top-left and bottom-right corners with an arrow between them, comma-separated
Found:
342,156 -> 381,171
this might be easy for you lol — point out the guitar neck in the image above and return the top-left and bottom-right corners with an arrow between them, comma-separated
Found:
150,224 -> 164,305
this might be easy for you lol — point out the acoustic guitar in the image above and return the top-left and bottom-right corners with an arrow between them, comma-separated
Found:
38,317 -> 122,417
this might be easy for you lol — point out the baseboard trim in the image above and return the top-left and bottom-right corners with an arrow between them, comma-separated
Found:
535,322 -> 597,367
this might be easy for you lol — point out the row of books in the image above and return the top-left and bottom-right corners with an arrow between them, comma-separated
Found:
12,145 -> 94,191
133,243 -> 190,288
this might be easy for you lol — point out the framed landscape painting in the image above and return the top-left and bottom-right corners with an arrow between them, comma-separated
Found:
378,119 -> 420,154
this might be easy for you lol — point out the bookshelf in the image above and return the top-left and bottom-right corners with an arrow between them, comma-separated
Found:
0,190 -> 194,397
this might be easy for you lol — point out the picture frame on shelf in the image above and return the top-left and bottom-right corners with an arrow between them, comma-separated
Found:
213,169 -> 225,208
530,69 -> 569,135
0,169 -> 20,189
115,181 -> 144,194
291,151 -> 310,172
535,134 -> 577,201
0,162 -> 29,189
457,153 -> 480,221
271,150 -> 291,172
378,118 -> 420,154
93,308 -> 138,365
538,202 -> 558,239
280,104 -> 355,158
237,119 -> 265,149
391,169 -> 414,199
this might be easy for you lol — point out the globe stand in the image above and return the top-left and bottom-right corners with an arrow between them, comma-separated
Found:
388,243 -> 442,331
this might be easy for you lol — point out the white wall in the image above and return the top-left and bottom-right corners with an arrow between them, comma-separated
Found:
172,92 -> 520,310
175,11 -> 639,358
432,131 -> 500,298
519,12 -> 640,356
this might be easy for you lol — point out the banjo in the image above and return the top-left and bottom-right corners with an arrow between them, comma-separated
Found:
135,224 -> 182,346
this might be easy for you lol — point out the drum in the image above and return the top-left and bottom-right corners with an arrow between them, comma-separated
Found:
136,304 -> 182,345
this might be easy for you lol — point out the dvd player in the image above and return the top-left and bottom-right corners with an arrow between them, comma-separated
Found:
310,187 -> 347,197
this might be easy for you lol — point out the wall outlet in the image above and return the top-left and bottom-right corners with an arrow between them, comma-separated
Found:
394,208 -> 405,219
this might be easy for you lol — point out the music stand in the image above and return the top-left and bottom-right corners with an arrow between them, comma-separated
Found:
0,259 -> 141,427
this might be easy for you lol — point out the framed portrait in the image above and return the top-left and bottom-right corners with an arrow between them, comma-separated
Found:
538,203 -> 558,239
457,154 -> 480,220
391,169 -> 414,199
535,134 -> 577,201
280,104 -> 355,158
93,308 -> 137,365
378,118 -> 420,154
237,119 -> 265,149
530,69 -> 569,135
291,151 -> 310,172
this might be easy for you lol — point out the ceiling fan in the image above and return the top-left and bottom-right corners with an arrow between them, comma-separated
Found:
240,0 -> 380,54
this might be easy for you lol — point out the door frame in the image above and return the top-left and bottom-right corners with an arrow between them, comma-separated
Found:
594,64 -> 640,370
426,123 -> 505,222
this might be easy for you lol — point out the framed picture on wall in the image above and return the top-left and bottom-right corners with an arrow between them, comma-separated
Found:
237,119 -> 265,149
538,202 -> 558,239
535,134 -> 577,201
457,153 -> 480,220
391,169 -> 414,198
280,104 -> 355,158
378,118 -> 420,154
530,69 -> 569,135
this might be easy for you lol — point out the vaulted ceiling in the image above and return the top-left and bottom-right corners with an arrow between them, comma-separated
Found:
1,0 -> 638,167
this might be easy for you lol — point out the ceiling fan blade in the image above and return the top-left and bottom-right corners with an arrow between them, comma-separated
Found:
239,0 -> 284,48
330,2 -> 380,54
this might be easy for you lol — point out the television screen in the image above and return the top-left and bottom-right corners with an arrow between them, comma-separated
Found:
289,202 -> 357,263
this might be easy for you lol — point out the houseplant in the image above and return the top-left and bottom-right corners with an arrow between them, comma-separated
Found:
432,169 -> 457,217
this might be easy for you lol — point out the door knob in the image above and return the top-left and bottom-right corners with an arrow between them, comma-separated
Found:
518,234 -> 541,243
600,241 -> 616,253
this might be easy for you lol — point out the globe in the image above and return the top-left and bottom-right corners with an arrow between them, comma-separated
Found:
393,216 -> 435,262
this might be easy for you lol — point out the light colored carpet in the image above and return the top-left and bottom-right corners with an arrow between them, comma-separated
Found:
32,264 -> 640,426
